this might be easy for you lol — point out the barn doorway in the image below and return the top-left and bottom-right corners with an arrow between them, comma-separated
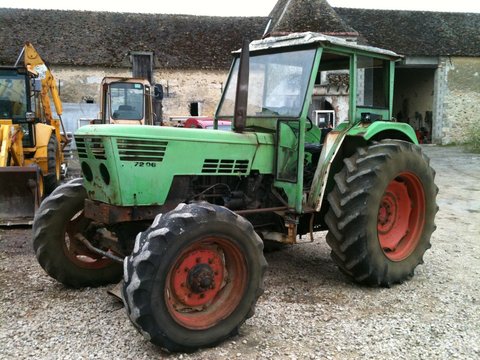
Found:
393,67 -> 436,144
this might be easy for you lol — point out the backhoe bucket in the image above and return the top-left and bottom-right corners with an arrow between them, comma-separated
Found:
0,167 -> 41,226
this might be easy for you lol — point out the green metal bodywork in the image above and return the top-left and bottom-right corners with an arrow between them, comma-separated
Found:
347,121 -> 418,143
75,125 -> 275,206
75,32 -> 417,214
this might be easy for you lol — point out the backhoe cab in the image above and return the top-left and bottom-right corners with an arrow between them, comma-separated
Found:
0,42 -> 68,225
33,33 -> 438,352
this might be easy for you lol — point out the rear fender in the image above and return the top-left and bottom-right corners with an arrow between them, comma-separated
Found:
307,121 -> 417,212
306,130 -> 348,211
347,121 -> 418,144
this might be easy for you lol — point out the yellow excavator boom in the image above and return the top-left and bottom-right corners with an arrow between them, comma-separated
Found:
24,42 -> 63,120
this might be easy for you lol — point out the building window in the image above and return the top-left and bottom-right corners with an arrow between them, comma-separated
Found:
190,102 -> 199,116
130,51 -> 153,83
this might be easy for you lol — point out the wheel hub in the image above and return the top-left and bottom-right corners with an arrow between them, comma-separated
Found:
378,193 -> 397,232
187,264 -> 215,293
377,172 -> 426,261
165,235 -> 249,330
378,178 -> 411,252
170,248 -> 224,308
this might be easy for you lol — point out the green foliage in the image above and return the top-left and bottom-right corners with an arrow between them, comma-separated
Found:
466,121 -> 480,153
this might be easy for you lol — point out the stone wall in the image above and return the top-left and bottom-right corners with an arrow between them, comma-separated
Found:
440,57 -> 480,144
52,65 -> 228,122
153,69 -> 226,122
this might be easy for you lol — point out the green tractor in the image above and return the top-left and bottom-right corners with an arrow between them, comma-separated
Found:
33,32 -> 438,352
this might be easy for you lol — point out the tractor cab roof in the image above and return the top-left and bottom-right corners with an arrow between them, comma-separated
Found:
235,32 -> 402,60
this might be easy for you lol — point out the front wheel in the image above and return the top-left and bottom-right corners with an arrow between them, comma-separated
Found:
325,140 -> 438,286
33,178 -> 122,287
123,202 -> 267,352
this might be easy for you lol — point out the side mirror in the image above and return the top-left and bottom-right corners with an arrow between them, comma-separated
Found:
26,112 -> 36,122
154,84 -> 164,100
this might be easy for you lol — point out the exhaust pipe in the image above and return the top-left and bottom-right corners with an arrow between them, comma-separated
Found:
233,39 -> 250,133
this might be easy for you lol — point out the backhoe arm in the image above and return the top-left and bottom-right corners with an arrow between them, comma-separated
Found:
23,42 -> 63,124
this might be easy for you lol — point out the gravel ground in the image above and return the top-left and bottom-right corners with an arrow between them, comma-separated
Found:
0,145 -> 479,359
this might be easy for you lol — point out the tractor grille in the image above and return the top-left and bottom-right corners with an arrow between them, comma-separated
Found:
202,159 -> 249,174
116,139 -> 168,162
75,137 -> 106,160
76,137 -> 87,159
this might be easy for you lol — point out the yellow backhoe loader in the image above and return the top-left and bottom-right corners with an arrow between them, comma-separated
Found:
0,42 -> 68,225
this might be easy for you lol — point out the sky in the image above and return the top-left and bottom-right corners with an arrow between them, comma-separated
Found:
0,0 -> 479,15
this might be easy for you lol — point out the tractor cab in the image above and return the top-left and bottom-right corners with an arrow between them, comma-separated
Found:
0,67 -> 36,147
216,32 -> 413,213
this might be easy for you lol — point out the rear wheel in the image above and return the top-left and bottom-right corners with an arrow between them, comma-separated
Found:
325,140 -> 438,286
33,178 -> 122,287
43,134 -> 61,194
123,202 -> 267,352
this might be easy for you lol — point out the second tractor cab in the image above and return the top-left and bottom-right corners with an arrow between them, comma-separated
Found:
94,77 -> 161,125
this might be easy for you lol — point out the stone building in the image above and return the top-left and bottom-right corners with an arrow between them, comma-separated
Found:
0,1 -> 479,143
334,6 -> 480,144
267,0 -> 480,144
0,8 -> 267,122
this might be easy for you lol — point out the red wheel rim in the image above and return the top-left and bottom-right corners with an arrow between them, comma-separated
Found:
165,236 -> 247,330
377,172 -> 425,261
64,211 -> 113,269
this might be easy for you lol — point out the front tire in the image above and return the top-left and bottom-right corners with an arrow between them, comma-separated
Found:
123,202 -> 267,352
325,140 -> 438,286
33,178 -> 122,287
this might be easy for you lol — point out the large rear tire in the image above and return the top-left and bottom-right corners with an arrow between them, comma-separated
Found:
43,134 -> 61,195
325,140 -> 438,286
33,178 -> 122,287
123,202 -> 267,352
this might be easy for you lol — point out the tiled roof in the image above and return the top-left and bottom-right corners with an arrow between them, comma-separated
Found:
335,7 -> 480,56
268,0 -> 355,35
1,3 -> 478,70
0,8 -> 268,69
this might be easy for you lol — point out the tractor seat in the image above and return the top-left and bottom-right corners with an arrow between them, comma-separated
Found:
304,142 -> 322,155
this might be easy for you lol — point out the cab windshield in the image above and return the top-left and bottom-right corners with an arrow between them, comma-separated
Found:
0,70 -> 28,120
217,48 -> 316,118
109,82 -> 144,120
